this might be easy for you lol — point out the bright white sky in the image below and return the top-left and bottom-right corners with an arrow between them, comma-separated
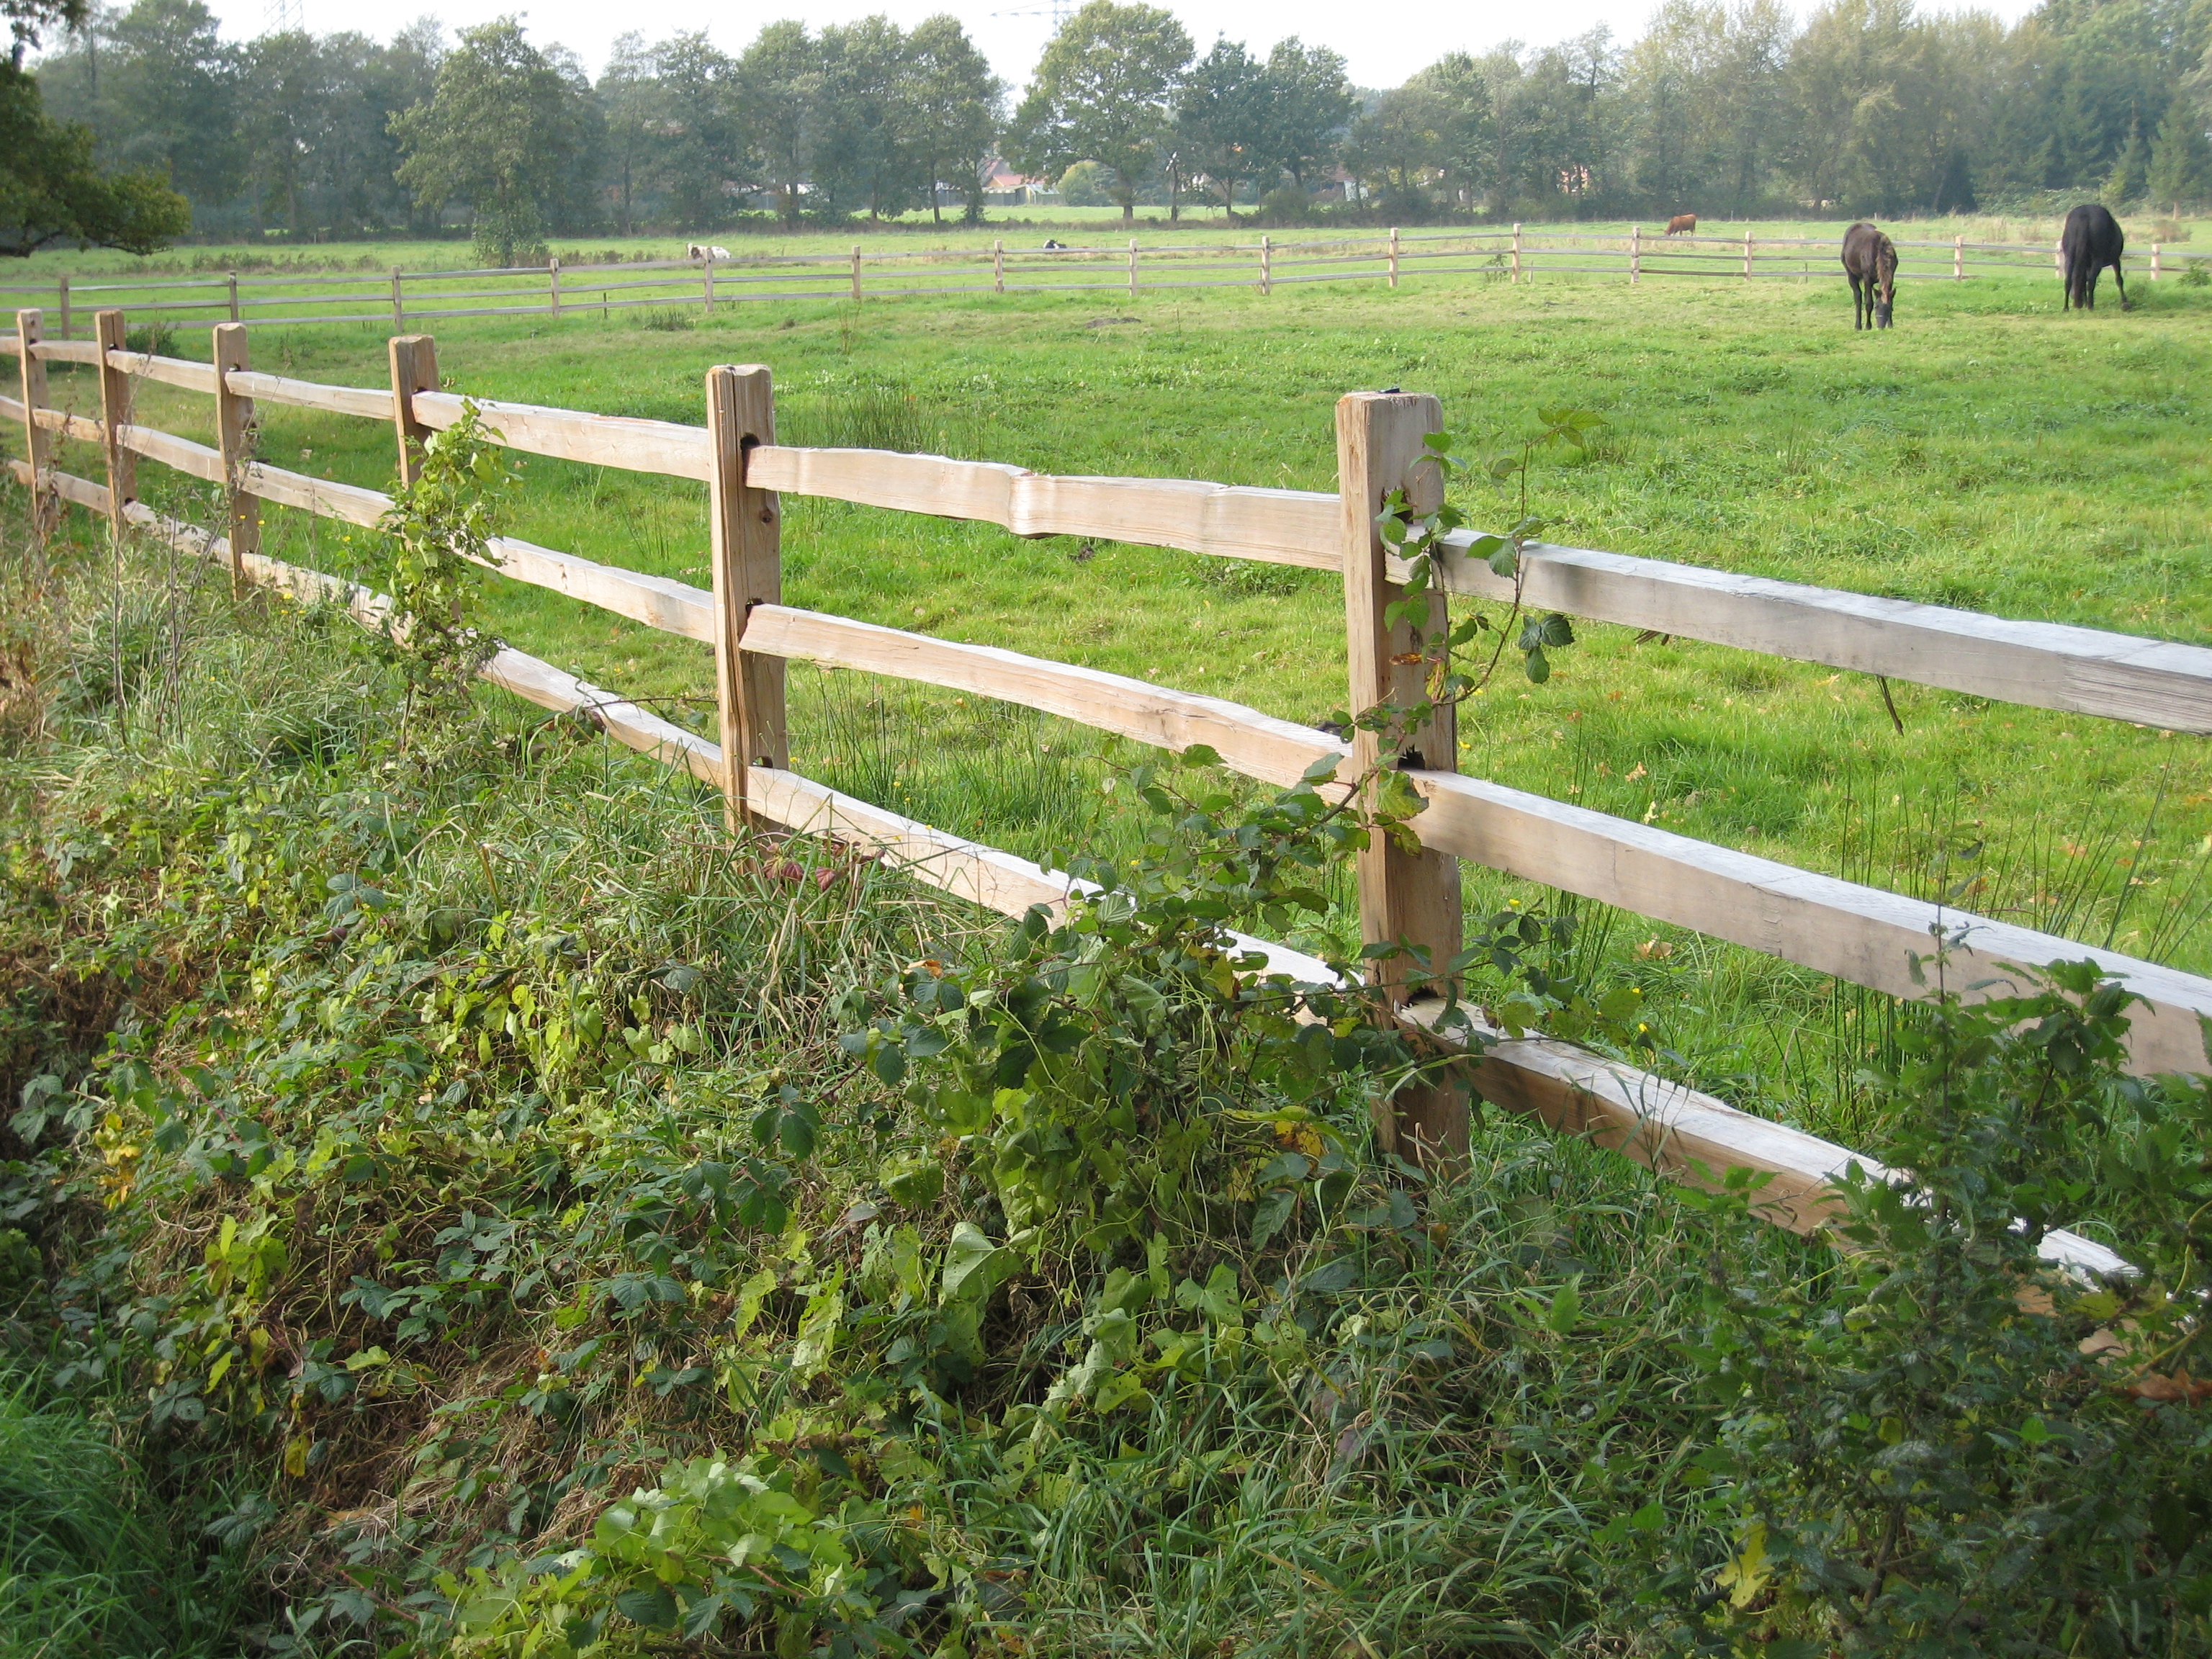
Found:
197,0 -> 2042,94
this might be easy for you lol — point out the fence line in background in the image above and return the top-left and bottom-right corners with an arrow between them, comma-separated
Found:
1,228 -> 2197,338
4,303 -> 2185,1275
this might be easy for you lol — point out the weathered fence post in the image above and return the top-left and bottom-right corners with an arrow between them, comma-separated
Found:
390,267 -> 404,331
993,238 -> 1005,294
550,256 -> 562,318
57,276 -> 70,341
1259,235 -> 1272,296
1744,228 -> 1753,279
1511,222 -> 1523,282
227,271 -> 240,323
12,309 -> 54,543
387,334 -> 439,488
212,322 -> 256,594
93,309 -> 132,545
850,245 -> 863,302
1336,389 -> 1465,1170
1630,224 -> 1642,285
2152,242 -> 2162,280
1954,233 -> 1965,279
706,364 -> 786,830
1388,225 -> 1401,289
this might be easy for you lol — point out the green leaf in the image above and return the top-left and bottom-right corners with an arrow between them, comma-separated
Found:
1179,743 -> 1221,769
1251,1187 -> 1296,1249
941,1221 -> 1004,1301
1522,647 -> 1550,684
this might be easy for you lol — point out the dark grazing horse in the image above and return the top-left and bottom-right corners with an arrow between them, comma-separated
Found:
1841,220 -> 1897,329
2061,203 -> 2128,311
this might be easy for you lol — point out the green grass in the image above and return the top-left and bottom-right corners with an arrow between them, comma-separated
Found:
10,267 -> 2212,1133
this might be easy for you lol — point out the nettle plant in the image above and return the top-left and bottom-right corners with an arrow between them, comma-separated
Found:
376,400 -> 515,742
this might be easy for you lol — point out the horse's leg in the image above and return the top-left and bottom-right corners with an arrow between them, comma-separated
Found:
1849,273 -> 1862,329
2112,260 -> 2129,311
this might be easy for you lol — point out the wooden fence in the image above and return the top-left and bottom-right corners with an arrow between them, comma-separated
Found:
11,302 -> 2200,1283
2,228 -> 2198,337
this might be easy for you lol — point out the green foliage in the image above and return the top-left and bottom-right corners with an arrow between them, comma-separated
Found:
377,397 -> 515,730
0,63 -> 190,259
1622,961 -> 2212,1656
1008,1 -> 1194,220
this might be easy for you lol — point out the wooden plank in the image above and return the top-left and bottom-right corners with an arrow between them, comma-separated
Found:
212,323 -> 256,592
706,364 -> 786,826
747,445 -> 1341,569
1415,534 -> 2212,734
29,339 -> 102,365
240,462 -> 390,528
33,407 -> 102,444
93,310 -> 132,542
410,389 -> 712,482
739,604 -> 1348,789
114,423 -> 225,485
11,309 -> 53,542
102,349 -> 220,395
388,336 -> 437,487
484,536 -> 714,642
1339,390 -> 1464,1165
222,369 -> 391,422
1404,768 -> 2212,1077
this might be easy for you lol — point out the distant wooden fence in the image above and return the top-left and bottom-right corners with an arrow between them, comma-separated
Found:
12,302 -> 2196,1282
2,228 -> 2198,336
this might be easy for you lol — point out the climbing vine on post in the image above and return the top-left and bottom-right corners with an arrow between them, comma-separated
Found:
376,400 -> 513,741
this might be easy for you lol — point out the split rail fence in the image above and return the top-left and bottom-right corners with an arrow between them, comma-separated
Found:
12,303 -> 2207,1285
3,227 -> 2198,337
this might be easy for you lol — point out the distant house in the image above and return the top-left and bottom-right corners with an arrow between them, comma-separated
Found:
976,161 -> 1058,207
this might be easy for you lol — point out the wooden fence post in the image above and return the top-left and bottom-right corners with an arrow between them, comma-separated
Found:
12,309 -> 54,543
1630,224 -> 1642,284
390,267 -> 404,331
1128,237 -> 1139,298
1336,389 -> 1465,1169
2152,242 -> 2162,280
994,238 -> 1005,294
227,270 -> 240,322
1511,222 -> 1523,282
706,364 -> 786,830
58,276 -> 70,341
1260,235 -> 1272,296
703,252 -> 715,315
387,334 -> 439,488
1954,233 -> 1965,279
93,309 -> 132,545
1744,228 -> 1753,279
550,256 -> 562,318
212,321 -> 256,593
1388,225 -> 1401,289
850,245 -> 863,301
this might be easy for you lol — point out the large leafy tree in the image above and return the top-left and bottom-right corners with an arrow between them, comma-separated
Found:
1177,37 -> 1270,217
1259,38 -> 1354,190
907,14 -> 1001,225
392,15 -> 593,266
644,32 -> 740,232
596,32 -> 657,236
814,16 -> 920,220
734,20 -> 819,228
1009,1 -> 1192,222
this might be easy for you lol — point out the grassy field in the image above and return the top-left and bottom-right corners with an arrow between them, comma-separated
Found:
9,267 -> 2211,1137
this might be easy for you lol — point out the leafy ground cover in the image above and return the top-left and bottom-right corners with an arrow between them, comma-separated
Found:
12,267 -> 2212,1141
1,451 -> 2210,1656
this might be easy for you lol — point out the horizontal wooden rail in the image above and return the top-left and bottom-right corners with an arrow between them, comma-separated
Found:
30,340 -> 104,365
487,536 -> 714,641
240,461 -> 389,526
1416,534 -> 2212,733
32,407 -> 102,444
103,349 -> 220,395
116,423 -> 224,485
411,390 -> 714,482
747,446 -> 1341,568
225,369 -> 392,421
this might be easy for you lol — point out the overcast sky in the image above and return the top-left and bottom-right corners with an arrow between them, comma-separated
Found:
201,0 -> 2041,93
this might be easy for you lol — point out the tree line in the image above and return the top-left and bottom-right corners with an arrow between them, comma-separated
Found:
7,0 -> 2212,263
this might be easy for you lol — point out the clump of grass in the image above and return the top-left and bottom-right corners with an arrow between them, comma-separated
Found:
637,306 -> 696,331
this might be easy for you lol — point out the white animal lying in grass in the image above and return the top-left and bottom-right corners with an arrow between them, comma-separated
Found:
685,243 -> 733,261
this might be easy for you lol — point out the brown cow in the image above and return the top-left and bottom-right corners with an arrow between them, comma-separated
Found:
1665,213 -> 1696,235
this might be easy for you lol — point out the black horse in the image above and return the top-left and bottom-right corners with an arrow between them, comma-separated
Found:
2061,203 -> 2128,311
1841,221 -> 1897,330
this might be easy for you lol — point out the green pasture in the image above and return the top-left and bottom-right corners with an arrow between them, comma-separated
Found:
9,267 -> 2211,1132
